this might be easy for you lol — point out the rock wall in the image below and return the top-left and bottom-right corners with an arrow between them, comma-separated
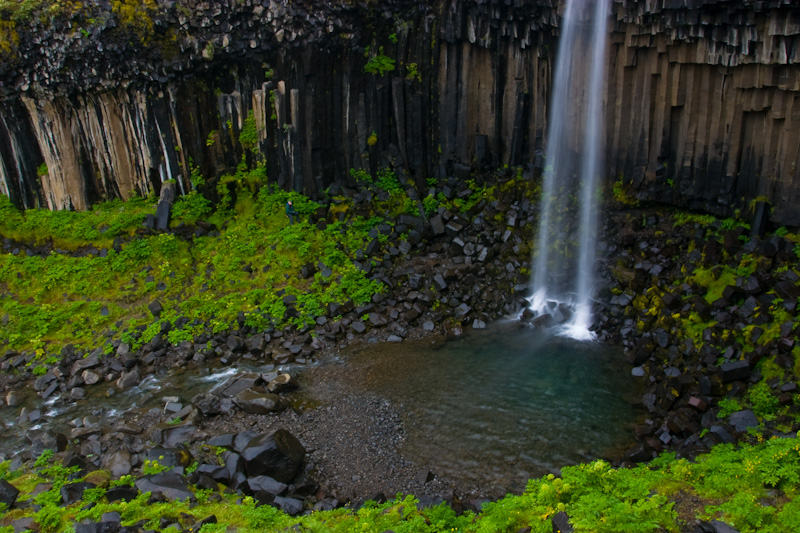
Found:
0,0 -> 799,224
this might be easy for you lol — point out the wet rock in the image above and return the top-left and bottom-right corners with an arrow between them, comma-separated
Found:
240,429 -> 305,483
82,370 -> 101,385
719,360 -> 750,383
33,370 -> 58,392
0,478 -> 20,508
142,448 -> 193,469
749,201 -> 770,239
432,274 -> 448,291
135,471 -> 193,501
192,392 -> 221,416
116,368 -> 140,391
709,425 -> 735,444
72,353 -> 101,376
70,387 -> 86,400
274,496 -> 304,516
368,312 -> 389,326
695,520 -> 741,533
61,481 -> 95,505
233,389 -> 284,415
245,335 -> 266,353
155,182 -> 176,231
728,410 -> 759,432
552,510 -> 574,533
160,423 -> 198,448
443,321 -> 464,338
10,517 -> 35,532
105,485 -> 139,503
247,475 -> 287,497
266,374 -> 296,394
27,429 -> 67,458
430,215 -> 446,235
454,303 -> 471,317
627,339 -> 654,365
102,450 -> 133,478
226,335 -> 244,353
212,372 -> 262,398
5,391 -> 20,407
148,300 -> 163,317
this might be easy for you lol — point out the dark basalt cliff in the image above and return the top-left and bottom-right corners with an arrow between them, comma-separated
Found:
1,0 -> 799,224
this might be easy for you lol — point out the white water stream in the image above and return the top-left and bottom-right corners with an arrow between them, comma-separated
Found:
529,0 -> 610,340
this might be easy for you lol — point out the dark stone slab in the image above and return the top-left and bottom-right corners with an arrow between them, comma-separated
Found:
719,360 -> 750,383
240,429 -> 305,483
749,201 -> 770,239
552,511 -> 574,533
729,410 -> 759,432
155,182 -> 176,231
61,481 -> 96,505
135,471 -> 193,501
0,478 -> 20,507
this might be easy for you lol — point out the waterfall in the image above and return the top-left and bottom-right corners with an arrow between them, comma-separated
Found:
528,0 -> 610,340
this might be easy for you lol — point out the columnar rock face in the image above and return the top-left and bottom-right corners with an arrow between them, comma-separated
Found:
0,1 -> 798,224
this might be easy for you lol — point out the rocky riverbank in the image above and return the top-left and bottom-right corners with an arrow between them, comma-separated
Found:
1,176 -> 799,528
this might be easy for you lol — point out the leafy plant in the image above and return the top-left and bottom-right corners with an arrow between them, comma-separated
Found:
239,110 -> 258,152
406,62 -> 421,82
364,47 -> 395,76
717,397 -> 743,418
142,459 -> 170,475
612,178 -> 639,207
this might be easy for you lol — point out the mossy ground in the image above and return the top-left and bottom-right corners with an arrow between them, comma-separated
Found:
608,205 -> 800,433
1,433 -> 799,532
1,175 -> 799,531
0,164 -> 513,376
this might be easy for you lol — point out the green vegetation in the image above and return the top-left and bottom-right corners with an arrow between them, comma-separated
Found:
238,110 -> 259,152
619,210 -> 800,433
3,434 -> 799,532
364,46 -> 395,76
0,169 -> 388,363
405,61 -> 421,82
611,177 -> 639,207
111,0 -> 158,41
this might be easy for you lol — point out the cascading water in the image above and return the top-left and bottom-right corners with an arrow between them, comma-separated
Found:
528,0 -> 610,340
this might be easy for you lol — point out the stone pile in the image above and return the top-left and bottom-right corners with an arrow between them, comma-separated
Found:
591,209 -> 800,463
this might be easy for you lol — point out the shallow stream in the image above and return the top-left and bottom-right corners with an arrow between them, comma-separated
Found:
2,322 -> 643,494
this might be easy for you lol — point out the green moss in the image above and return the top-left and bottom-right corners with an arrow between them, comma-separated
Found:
364,46 -> 395,76
612,177 -> 639,207
111,0 -> 157,42
238,110 -> 258,152
0,172 -> 395,357
4,428 -> 800,533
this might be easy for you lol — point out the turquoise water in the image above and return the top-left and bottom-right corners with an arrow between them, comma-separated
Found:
348,322 -> 644,492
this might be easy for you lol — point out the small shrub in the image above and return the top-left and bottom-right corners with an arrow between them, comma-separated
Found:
239,110 -> 258,152
718,397 -> 743,418
364,47 -> 395,76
